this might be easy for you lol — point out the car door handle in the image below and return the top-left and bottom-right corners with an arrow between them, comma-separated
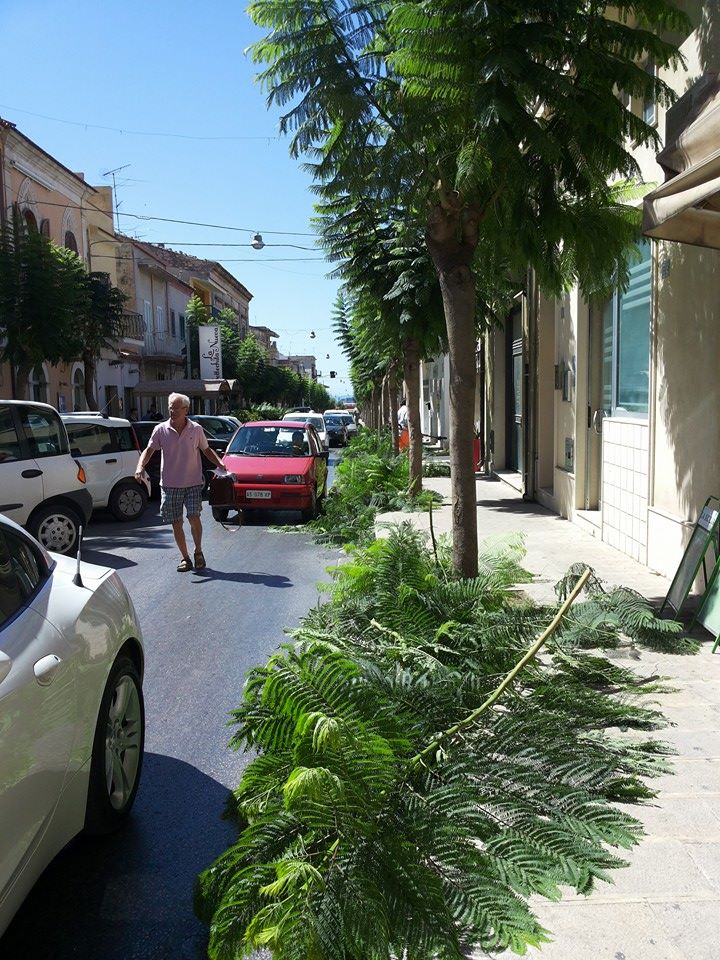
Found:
0,651 -> 12,683
21,468 -> 43,478
34,654 -> 63,685
105,458 -> 118,464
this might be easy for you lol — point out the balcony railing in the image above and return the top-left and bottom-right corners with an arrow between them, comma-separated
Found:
120,311 -> 145,341
144,329 -> 185,360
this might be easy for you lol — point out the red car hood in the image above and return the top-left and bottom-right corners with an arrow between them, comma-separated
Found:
224,453 -> 312,481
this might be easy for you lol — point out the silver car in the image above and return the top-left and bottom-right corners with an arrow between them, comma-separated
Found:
0,514 -> 145,936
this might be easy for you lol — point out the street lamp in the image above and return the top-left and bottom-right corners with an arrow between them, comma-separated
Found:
251,232 -> 266,250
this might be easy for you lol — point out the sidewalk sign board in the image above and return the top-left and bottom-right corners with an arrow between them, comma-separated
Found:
694,561 -> 720,652
661,496 -> 720,617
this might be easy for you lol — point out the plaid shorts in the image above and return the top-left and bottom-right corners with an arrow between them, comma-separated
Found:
160,485 -> 204,523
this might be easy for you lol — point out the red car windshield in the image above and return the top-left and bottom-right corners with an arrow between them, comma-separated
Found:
227,425 -> 311,457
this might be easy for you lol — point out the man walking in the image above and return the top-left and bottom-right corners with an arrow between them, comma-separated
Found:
135,392 -> 226,572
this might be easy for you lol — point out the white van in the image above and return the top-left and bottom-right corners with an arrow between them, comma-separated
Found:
61,413 -> 149,520
0,401 -> 92,554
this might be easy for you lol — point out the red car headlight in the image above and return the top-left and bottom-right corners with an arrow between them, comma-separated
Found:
283,474 -> 307,484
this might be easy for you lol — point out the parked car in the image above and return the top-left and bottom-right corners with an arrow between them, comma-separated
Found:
324,408 -> 358,438
188,415 -> 239,447
217,420 -> 329,522
0,513 -> 145,936
133,421 -> 224,498
0,400 -> 92,555
323,413 -> 349,447
281,411 -> 328,449
60,414 -> 150,521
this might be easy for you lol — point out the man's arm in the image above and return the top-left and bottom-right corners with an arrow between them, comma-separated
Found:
134,445 -> 155,481
197,428 -> 226,471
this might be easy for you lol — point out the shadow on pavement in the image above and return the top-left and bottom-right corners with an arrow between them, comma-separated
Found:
1,754 -> 236,960
191,567 -> 293,588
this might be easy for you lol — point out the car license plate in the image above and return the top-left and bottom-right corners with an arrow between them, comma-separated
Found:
246,490 -> 272,499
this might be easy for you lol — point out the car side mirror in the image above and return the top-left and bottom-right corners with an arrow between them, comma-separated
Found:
71,447 -> 82,458
319,450 -> 329,461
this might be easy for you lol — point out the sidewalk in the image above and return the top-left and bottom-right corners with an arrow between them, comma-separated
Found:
376,476 -> 720,960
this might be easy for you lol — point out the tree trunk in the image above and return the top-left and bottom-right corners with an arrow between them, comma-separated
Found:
83,352 -> 98,410
403,336 -> 423,496
389,365 -> 399,455
14,361 -> 31,400
425,194 -> 479,578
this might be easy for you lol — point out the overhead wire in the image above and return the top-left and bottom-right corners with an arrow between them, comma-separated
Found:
0,103 -> 279,142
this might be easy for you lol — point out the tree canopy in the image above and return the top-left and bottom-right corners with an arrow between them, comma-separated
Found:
248,0 -> 689,575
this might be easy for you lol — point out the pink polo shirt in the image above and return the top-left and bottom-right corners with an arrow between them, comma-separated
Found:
148,419 -> 210,488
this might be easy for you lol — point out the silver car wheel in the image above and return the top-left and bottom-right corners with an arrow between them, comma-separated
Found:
117,486 -> 143,517
37,513 -> 78,553
104,675 -> 143,810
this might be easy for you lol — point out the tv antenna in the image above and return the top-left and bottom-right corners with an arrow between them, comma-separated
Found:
102,164 -> 131,231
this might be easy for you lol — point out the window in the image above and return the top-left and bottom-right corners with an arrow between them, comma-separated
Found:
156,305 -> 165,333
597,239 -> 653,418
170,309 -> 176,337
28,365 -> 48,404
179,314 -> 186,340
642,61 -> 656,125
143,300 -> 152,331
0,527 -> 44,627
23,209 -> 38,232
64,231 -> 78,253
40,219 -> 51,238
115,427 -> 136,452
18,408 -> 67,458
73,368 -> 85,411
0,407 -> 22,463
65,423 -> 115,456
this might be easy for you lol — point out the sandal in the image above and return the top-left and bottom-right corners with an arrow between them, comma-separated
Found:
194,550 -> 206,570
177,557 -> 193,572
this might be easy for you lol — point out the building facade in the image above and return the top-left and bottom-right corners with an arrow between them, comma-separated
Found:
485,7 -> 720,586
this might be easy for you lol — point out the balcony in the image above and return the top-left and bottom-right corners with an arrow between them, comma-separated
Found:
143,329 -> 185,361
120,311 -> 145,342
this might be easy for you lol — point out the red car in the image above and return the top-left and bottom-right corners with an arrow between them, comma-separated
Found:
215,421 -> 329,522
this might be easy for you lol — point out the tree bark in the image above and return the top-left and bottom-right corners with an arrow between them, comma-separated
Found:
14,362 -> 31,400
403,335 -> 423,496
425,191 -> 479,578
389,364 -> 399,455
83,352 -> 98,410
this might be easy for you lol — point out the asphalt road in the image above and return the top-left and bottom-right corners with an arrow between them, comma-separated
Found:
1,455 -> 344,960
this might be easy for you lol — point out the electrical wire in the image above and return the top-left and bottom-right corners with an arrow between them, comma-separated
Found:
0,103 -> 279,142
5,195 -> 316,236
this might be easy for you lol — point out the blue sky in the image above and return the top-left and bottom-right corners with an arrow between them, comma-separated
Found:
0,0 -> 352,395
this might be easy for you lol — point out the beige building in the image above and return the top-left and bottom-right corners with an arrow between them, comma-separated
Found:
0,116 -> 145,412
485,5 -> 720,587
277,353 -> 317,380
248,324 -> 280,359
142,245 -> 252,337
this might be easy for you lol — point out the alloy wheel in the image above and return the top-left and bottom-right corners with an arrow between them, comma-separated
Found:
104,675 -> 143,810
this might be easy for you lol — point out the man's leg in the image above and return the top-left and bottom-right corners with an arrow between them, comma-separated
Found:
171,519 -> 190,559
188,514 -> 202,553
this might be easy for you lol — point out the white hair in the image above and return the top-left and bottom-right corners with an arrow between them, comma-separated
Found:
168,392 -> 190,409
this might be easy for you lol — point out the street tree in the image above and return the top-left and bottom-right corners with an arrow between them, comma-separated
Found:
248,0 -> 688,576
0,211 -> 86,398
75,268 -> 127,410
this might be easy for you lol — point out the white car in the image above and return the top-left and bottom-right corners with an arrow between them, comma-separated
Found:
61,413 -> 149,520
0,401 -> 93,554
0,513 -> 145,936
282,411 -> 328,449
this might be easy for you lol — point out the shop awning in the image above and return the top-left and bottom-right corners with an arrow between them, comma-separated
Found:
643,74 -> 720,249
131,378 -> 236,397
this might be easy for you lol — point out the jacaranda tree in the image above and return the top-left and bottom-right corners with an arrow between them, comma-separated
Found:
247,0 -> 689,576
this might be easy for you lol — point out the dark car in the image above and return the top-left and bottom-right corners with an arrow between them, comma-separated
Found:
188,415 -> 238,447
133,421 -> 222,498
323,414 -> 349,447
